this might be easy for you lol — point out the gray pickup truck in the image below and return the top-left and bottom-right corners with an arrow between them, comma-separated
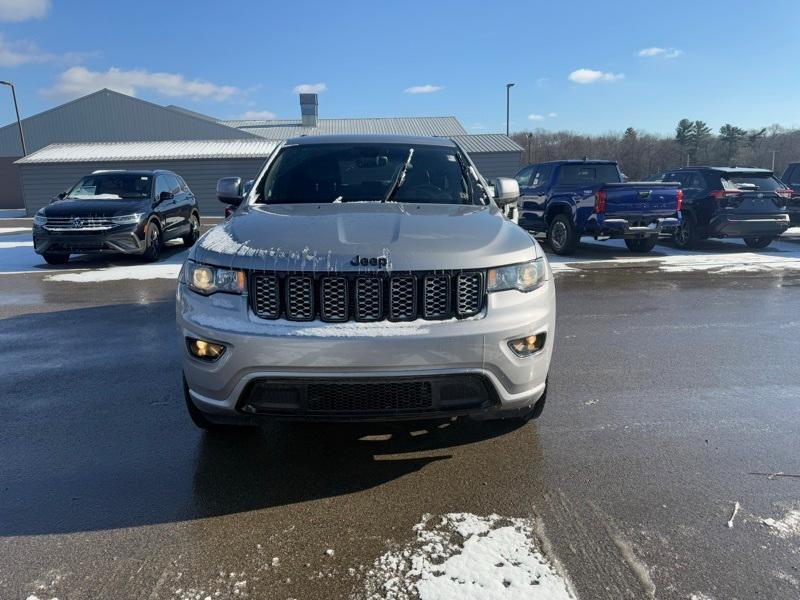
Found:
177,135 -> 555,429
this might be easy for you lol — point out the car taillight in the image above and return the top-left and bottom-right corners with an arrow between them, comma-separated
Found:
776,188 -> 793,199
595,190 -> 607,214
709,189 -> 740,200
676,188 -> 683,211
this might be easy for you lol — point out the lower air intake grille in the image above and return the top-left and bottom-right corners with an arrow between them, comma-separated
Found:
306,381 -> 433,412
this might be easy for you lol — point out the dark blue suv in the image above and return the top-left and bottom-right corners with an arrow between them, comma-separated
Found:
661,167 -> 791,249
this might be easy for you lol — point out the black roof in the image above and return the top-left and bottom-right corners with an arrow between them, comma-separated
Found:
671,166 -> 773,174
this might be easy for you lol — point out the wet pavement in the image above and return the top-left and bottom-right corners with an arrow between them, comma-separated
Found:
1,230 -> 800,599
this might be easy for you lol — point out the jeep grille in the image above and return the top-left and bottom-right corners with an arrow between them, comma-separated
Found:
249,271 -> 485,323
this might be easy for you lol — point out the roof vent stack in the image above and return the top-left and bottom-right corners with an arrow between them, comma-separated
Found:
300,93 -> 318,128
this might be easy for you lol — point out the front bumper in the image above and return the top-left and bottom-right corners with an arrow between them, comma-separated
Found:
32,223 -> 146,255
708,213 -> 790,238
177,276 -> 555,422
589,215 -> 681,238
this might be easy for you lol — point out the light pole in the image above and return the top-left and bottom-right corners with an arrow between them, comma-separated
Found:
0,81 -> 27,156
505,83 -> 515,136
527,132 -> 532,163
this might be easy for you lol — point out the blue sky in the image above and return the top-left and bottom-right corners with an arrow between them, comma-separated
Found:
1,0 -> 798,135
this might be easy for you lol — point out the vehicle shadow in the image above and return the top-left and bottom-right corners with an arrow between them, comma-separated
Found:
0,301 -> 528,536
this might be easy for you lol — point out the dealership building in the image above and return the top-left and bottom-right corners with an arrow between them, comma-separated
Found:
0,89 -> 523,215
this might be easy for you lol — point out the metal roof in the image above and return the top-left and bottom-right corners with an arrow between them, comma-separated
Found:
16,139 -> 280,164
287,134 -> 455,146
0,89 -> 256,156
222,116 -> 468,139
450,134 -> 523,153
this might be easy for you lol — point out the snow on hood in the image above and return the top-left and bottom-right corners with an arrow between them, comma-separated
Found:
192,203 -> 537,272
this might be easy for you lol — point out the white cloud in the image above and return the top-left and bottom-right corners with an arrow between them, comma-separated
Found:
293,82 -> 326,94
535,78 -> 549,87
470,123 -> 485,130
0,34 -> 53,66
638,47 -> 682,59
548,112 -> 558,118
528,114 -> 545,121
0,0 -> 49,21
568,68 -> 625,84
44,66 -> 240,101
239,110 -> 276,119
404,84 -> 443,94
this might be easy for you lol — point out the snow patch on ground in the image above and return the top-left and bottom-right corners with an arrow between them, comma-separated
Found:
0,239 -> 32,248
45,263 -> 182,282
548,236 -> 800,274
761,508 -> 800,539
357,513 -> 575,600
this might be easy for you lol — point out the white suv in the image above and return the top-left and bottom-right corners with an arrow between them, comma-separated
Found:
177,135 -> 556,429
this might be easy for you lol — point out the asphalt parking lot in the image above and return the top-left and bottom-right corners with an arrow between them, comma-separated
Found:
1,220 -> 800,600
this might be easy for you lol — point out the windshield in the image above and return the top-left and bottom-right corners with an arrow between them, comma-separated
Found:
557,164 -> 622,186
65,173 -> 153,200
256,143 -> 471,205
721,173 -> 782,192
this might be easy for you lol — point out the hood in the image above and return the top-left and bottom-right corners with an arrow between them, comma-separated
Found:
192,203 -> 537,272
42,198 -> 150,218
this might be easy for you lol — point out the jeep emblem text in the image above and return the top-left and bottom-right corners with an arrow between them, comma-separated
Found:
351,255 -> 388,267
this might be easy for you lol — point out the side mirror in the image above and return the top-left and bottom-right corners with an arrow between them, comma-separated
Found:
57,191 -> 67,199
159,191 -> 174,202
217,177 -> 243,206
493,177 -> 520,205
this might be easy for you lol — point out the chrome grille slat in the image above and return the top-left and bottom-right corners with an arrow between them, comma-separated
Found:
250,271 -> 484,323
43,216 -> 114,231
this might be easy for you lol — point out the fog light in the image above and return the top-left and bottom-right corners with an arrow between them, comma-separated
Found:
186,337 -> 226,361
508,333 -> 546,357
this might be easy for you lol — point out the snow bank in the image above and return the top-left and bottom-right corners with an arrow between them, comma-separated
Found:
549,238 -> 800,275
45,263 -> 181,282
358,513 -> 575,600
0,240 -> 32,249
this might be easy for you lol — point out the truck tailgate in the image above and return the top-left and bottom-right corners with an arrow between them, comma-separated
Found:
601,182 -> 680,217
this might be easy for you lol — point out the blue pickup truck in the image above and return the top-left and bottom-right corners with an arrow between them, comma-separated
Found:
514,160 -> 682,255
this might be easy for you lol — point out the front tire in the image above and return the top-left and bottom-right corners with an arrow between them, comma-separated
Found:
547,214 -> 578,255
182,213 -> 200,247
743,236 -> 773,249
624,236 -> 658,253
141,221 -> 162,262
43,252 -> 69,265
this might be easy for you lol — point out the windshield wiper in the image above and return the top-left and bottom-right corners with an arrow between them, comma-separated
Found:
381,148 -> 414,203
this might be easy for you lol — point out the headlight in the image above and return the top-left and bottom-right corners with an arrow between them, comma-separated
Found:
184,261 -> 246,295
111,213 -> 145,225
33,211 -> 46,226
487,258 -> 547,293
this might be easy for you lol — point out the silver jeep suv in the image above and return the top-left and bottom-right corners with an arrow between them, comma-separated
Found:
177,135 -> 556,429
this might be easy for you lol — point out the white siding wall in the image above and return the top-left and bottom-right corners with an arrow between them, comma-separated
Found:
469,151 -> 523,180
20,158 -> 267,216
